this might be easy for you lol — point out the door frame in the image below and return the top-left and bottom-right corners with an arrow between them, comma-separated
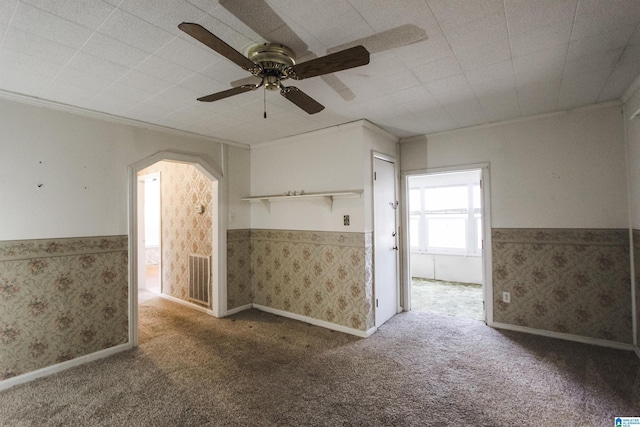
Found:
401,162 -> 493,324
372,152 -> 401,327
128,150 -> 227,347
137,172 -> 161,293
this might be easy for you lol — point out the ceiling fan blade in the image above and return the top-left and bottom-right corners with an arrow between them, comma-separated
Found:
326,24 -> 427,55
219,0 -> 310,57
178,22 -> 257,71
280,86 -> 324,114
321,74 -> 355,101
198,85 -> 258,102
230,75 -> 262,87
219,0 -> 361,99
290,46 -> 370,80
229,68 -> 356,101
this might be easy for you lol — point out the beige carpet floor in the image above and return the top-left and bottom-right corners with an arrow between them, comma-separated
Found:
1,294 -> 639,426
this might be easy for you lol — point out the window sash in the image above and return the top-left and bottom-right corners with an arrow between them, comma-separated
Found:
409,182 -> 482,255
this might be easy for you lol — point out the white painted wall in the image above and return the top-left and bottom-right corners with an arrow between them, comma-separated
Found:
251,124 -> 365,196
363,125 -> 400,232
625,90 -> 640,229
249,121 -> 399,233
400,103 -> 628,229
410,253 -> 482,283
226,144 -> 251,230
400,136 -> 428,172
250,122 -> 364,232
249,128 -> 365,232
0,97 -> 248,240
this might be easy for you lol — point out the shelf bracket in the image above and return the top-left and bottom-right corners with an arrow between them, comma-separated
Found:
322,196 -> 335,210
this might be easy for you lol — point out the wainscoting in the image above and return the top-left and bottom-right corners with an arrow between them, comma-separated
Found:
0,236 -> 128,380
227,229 -> 374,332
226,229 -> 252,310
232,227 -> 636,342
492,228 -> 632,343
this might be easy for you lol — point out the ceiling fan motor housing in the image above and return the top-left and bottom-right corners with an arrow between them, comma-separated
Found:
248,43 -> 296,90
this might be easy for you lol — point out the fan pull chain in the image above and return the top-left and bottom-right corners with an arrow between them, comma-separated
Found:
263,86 -> 267,119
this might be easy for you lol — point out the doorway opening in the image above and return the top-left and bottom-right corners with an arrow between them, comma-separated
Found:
129,151 -> 225,348
406,168 -> 486,321
137,172 -> 161,303
136,160 -> 215,308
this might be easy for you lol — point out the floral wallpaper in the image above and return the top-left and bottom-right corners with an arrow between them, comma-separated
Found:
227,230 -> 252,310
139,161 -> 213,304
0,236 -> 128,380
492,228 -> 632,343
227,229 -> 374,332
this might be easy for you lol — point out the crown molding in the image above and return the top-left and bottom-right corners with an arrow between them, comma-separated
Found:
623,73 -> 640,103
251,119 -> 398,150
251,119 -> 367,149
400,100 -> 623,143
361,119 -> 400,142
0,89 -> 250,149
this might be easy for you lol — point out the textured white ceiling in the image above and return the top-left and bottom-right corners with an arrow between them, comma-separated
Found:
1,0 -> 639,146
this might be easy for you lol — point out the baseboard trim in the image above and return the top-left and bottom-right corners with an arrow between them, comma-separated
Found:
158,293 -> 216,317
225,303 -> 253,316
252,304 -> 370,338
490,322 -> 636,351
0,343 -> 131,392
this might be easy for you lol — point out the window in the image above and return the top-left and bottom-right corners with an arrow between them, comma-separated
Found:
409,172 -> 482,255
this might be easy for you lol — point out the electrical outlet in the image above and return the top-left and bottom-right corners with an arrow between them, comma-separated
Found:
502,292 -> 511,303
343,215 -> 350,226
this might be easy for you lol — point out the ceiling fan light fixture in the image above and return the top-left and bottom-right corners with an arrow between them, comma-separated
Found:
247,43 -> 298,91
263,75 -> 280,91
248,44 -> 295,70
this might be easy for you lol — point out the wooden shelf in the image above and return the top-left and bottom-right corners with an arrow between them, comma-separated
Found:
242,190 -> 362,210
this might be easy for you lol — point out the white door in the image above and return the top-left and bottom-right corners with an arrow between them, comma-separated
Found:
374,157 -> 399,327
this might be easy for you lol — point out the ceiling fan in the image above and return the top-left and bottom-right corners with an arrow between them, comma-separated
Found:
178,22 -> 371,115
219,0 -> 427,101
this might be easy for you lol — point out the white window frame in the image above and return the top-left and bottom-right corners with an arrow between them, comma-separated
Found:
409,181 -> 482,256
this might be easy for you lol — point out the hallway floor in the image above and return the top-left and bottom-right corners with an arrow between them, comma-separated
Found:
145,264 -> 160,293
411,278 -> 484,321
138,265 -> 161,304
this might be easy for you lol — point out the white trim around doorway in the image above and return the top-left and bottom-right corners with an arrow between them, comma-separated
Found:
128,150 -> 227,348
400,162 -> 492,324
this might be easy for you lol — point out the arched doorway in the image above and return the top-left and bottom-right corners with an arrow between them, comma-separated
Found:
128,151 -> 226,347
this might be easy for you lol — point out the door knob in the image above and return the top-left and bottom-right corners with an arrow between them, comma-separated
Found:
392,246 -> 398,251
